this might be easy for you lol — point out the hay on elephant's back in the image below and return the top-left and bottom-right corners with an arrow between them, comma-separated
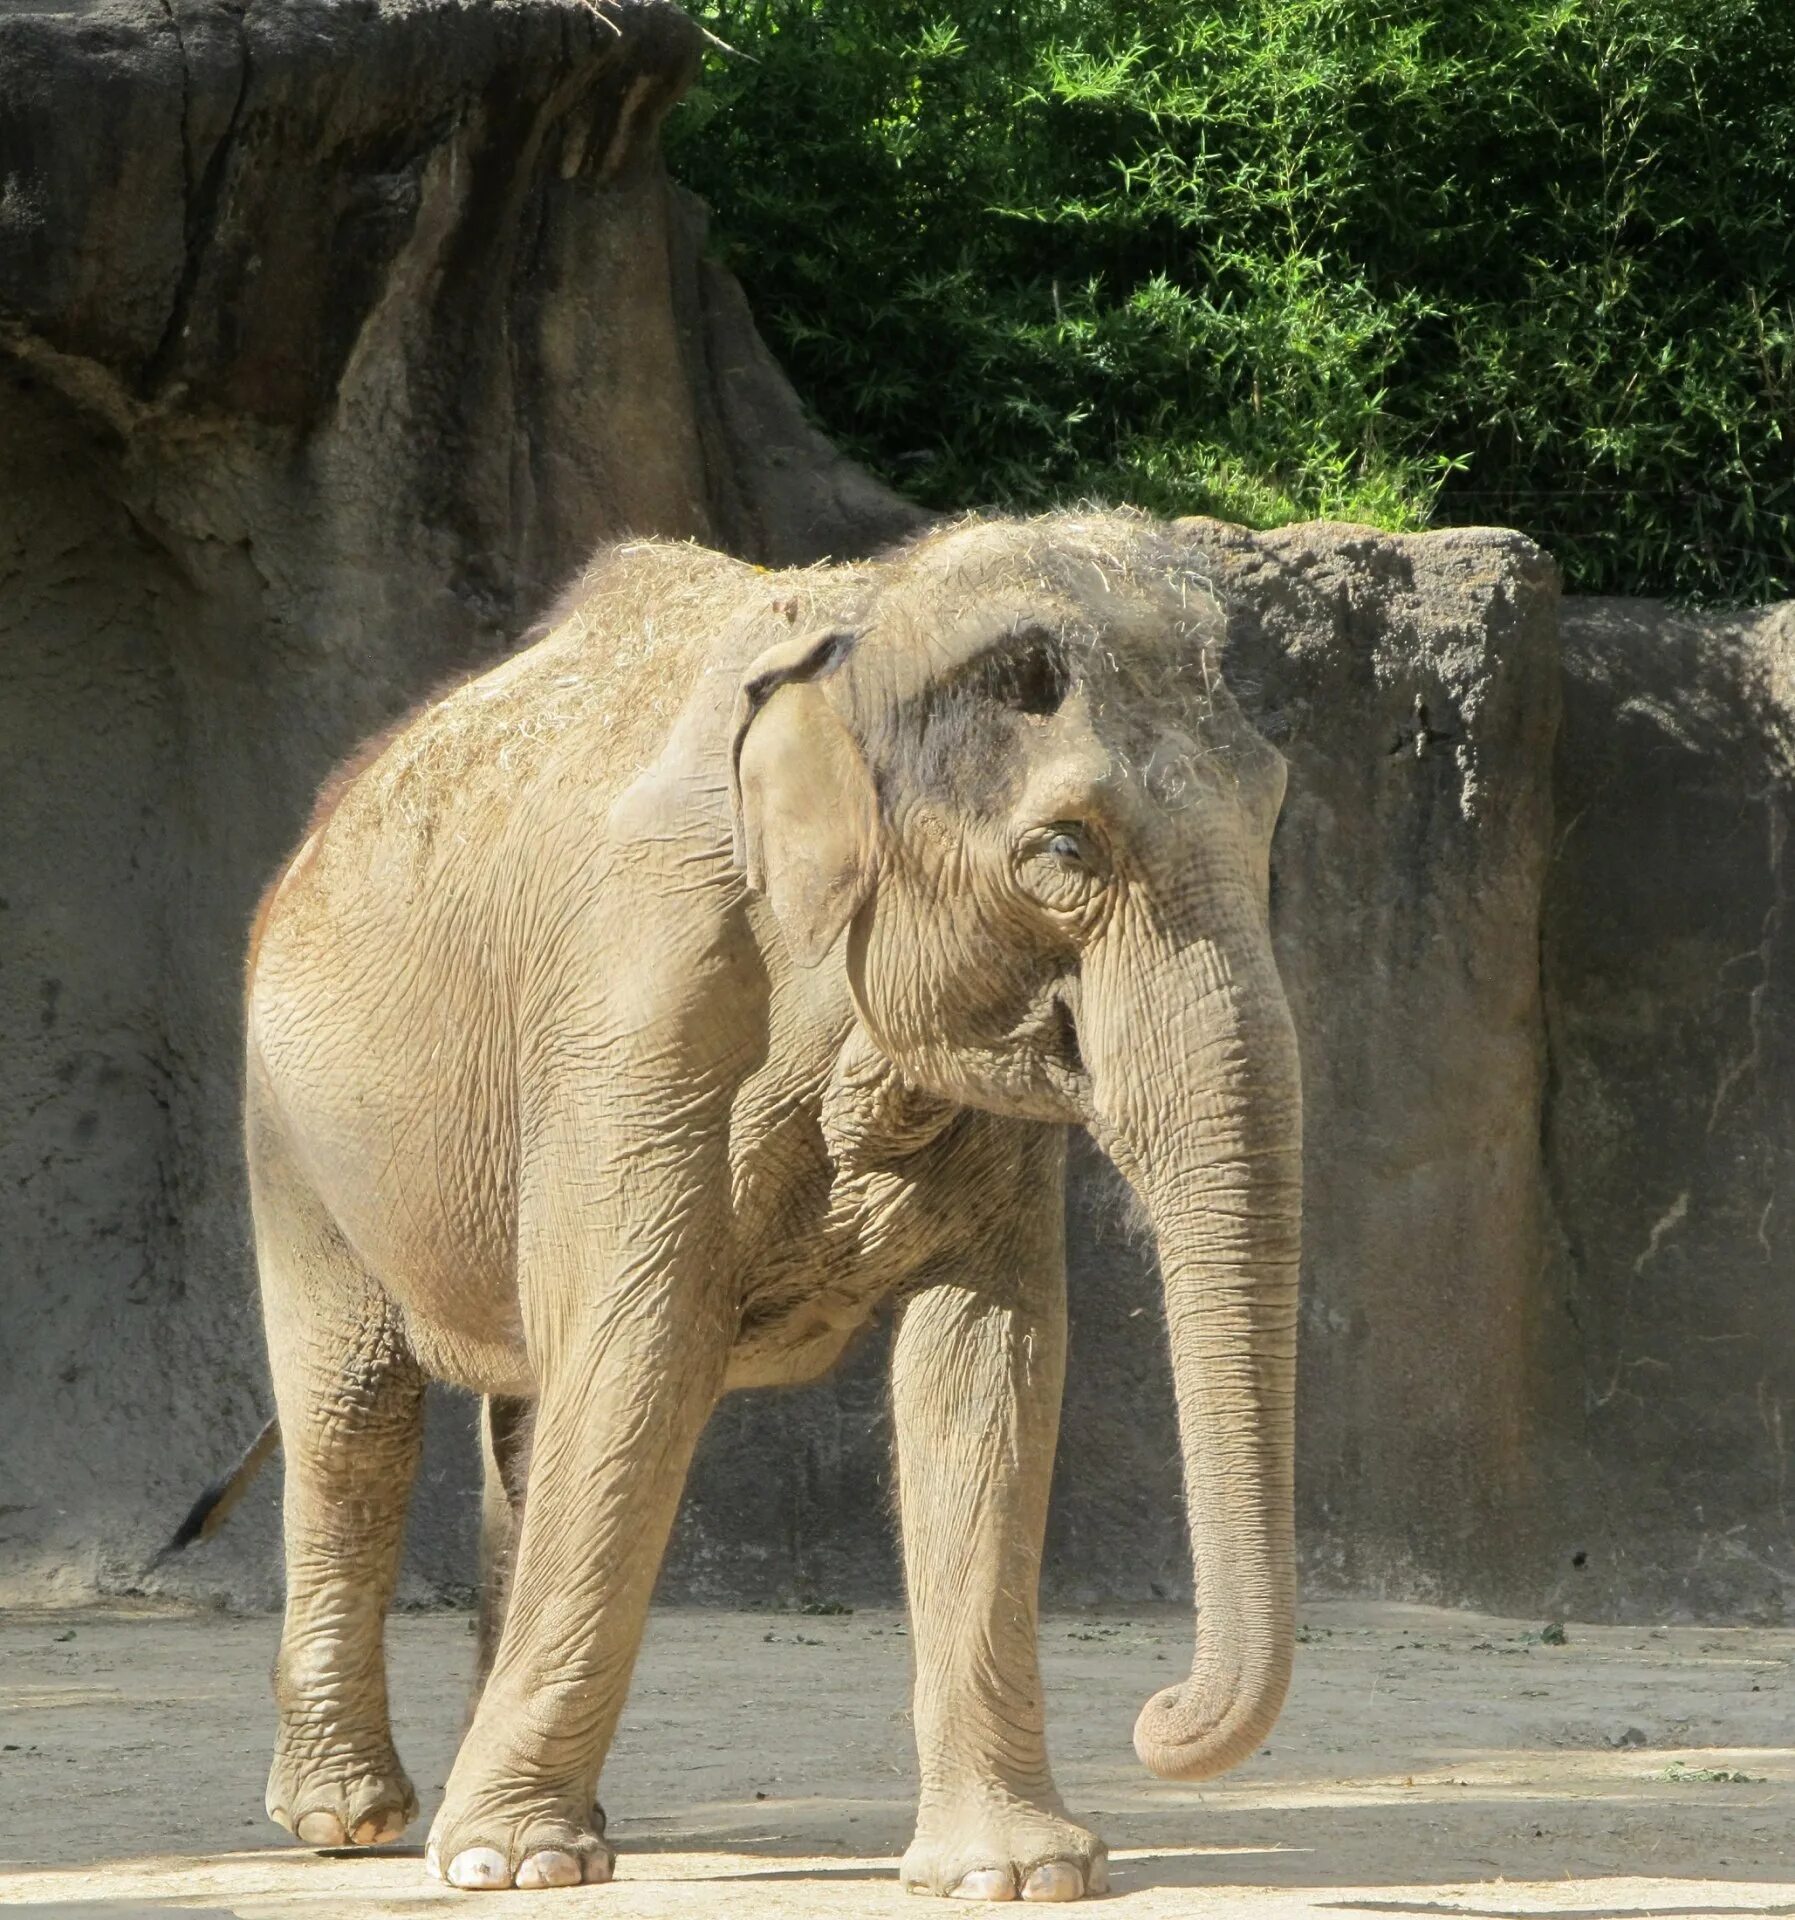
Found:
369,541 -> 866,829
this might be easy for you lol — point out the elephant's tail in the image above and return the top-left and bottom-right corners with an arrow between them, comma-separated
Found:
150,1415 -> 282,1567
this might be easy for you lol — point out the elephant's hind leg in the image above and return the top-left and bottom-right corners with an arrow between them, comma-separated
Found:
251,1096 -> 425,1850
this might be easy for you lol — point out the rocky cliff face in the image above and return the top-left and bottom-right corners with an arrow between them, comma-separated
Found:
1048,522 -> 1563,1615
0,0 -> 920,1605
3,0 -> 1789,1623
1542,600 -> 1795,1619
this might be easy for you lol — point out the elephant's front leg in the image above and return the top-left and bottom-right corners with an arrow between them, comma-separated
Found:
428,1101 -> 732,1891
893,1138 -> 1107,1904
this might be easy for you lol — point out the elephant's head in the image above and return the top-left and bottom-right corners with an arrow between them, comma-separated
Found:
731,510 -> 1301,1782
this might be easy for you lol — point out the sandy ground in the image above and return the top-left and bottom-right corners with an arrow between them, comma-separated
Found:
0,1600 -> 1790,1919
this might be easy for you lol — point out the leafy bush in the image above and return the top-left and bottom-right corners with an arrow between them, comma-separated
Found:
668,0 -> 1795,600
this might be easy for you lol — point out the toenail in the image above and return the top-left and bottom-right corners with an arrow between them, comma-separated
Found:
516,1850 -> 583,1890
582,1850 -> 614,1884
447,1845 -> 512,1890
1022,1862 -> 1084,1901
424,1840 -> 442,1880
952,1868 -> 1017,1901
295,1810 -> 346,1847
1085,1856 -> 1109,1895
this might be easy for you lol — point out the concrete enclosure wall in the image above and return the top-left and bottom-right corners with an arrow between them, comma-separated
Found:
3,0 -> 1792,1624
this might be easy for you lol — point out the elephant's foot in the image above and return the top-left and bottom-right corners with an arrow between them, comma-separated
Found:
425,1784 -> 614,1891
266,1728 -> 418,1848
901,1794 -> 1108,1902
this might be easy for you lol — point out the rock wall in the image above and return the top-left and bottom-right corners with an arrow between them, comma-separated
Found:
1542,600 -> 1795,1621
1048,523 -> 1563,1613
0,0 -> 921,1608
3,0 -> 1791,1625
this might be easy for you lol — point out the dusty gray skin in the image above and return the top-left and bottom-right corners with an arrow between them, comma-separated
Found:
246,510 -> 1302,1899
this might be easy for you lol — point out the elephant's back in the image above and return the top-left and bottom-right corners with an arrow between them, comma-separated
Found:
251,542 -> 769,978
343,541 -> 769,848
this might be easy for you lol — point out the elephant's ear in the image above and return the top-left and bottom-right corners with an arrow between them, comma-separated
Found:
730,629 -> 878,969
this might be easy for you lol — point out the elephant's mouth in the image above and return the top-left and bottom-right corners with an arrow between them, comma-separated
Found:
1025,983 -> 1090,1119
937,981 -> 1089,1124
1050,989 -> 1085,1076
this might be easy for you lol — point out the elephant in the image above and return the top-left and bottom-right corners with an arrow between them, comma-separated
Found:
243,508 -> 1302,1900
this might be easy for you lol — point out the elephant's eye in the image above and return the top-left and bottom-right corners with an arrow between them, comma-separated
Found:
1016,823 -> 1108,914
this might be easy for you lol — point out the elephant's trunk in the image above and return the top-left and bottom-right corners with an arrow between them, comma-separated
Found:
1084,905 -> 1303,1782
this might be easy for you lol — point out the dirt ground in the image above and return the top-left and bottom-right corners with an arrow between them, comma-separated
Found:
0,1600 -> 1789,1919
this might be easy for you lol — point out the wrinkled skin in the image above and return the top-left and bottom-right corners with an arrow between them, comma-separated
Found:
247,511 -> 1302,1898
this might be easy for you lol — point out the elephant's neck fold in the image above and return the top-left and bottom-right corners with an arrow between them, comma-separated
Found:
820,1025 -> 960,1174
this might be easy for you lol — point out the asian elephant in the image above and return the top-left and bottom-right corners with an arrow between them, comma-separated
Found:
245,509 -> 1302,1899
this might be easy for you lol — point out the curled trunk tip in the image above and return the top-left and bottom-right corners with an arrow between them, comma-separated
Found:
1132,1644 -> 1292,1781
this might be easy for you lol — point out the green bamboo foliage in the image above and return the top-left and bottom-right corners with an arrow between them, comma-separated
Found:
670,0 -> 1795,602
